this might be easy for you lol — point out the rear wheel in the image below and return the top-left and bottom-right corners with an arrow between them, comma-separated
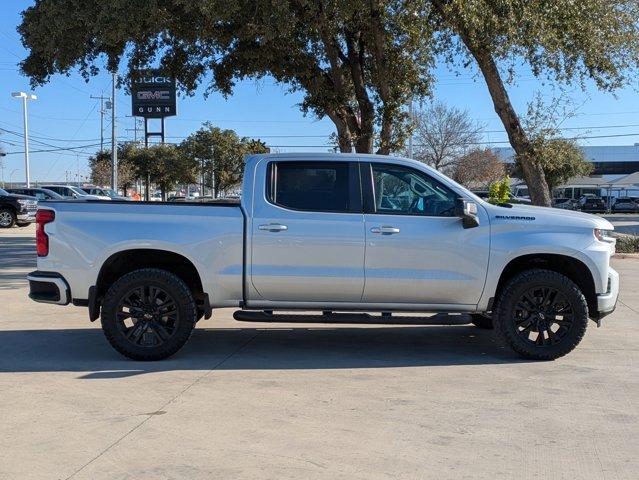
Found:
493,269 -> 588,360
0,209 -> 16,228
100,268 -> 197,360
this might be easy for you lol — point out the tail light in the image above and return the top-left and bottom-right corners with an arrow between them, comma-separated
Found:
36,209 -> 55,257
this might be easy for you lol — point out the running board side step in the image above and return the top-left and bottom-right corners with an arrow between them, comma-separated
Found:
232,310 -> 470,325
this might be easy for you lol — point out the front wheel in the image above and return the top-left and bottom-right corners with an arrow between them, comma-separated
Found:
493,269 -> 588,360
0,208 -> 16,228
100,268 -> 197,360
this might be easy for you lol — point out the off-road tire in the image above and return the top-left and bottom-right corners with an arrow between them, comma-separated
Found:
493,269 -> 588,360
0,208 -> 16,228
101,268 -> 197,361
470,313 -> 493,329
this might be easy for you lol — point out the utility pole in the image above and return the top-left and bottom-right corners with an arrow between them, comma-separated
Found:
125,116 -> 143,144
110,71 -> 118,191
90,91 -> 110,152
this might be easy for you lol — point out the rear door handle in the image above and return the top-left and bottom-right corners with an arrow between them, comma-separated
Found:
370,225 -> 400,235
258,223 -> 288,232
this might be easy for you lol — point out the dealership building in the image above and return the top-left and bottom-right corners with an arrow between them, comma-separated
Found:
494,144 -> 639,198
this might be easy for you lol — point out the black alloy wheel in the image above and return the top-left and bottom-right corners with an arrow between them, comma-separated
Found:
115,285 -> 180,348
101,269 -> 197,360
511,286 -> 573,346
493,269 -> 588,360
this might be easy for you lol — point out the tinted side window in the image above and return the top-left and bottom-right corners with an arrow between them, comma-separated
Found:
270,162 -> 351,212
371,163 -> 457,217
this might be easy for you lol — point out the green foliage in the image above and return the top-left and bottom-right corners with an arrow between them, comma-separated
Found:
127,144 -> 198,198
514,138 -> 593,191
432,0 -> 639,92
616,236 -> 639,254
179,123 -> 269,196
512,94 -> 594,190
18,0 -> 435,154
488,176 -> 511,205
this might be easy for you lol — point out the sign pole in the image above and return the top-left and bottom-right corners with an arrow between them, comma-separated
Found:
111,72 -> 118,191
144,117 -> 150,201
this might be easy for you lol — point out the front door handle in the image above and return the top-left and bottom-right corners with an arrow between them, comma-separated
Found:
258,223 -> 288,232
370,225 -> 400,235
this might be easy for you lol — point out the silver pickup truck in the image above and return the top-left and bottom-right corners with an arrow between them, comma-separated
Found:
28,153 -> 619,361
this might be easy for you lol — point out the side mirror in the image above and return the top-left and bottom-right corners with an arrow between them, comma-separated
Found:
455,198 -> 480,229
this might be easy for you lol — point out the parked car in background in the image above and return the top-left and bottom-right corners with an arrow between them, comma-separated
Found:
579,196 -> 606,213
40,185 -> 105,200
612,197 -> 639,213
7,187 -> 64,201
83,186 -> 129,200
0,187 -> 38,228
29,153 -> 618,362
552,198 -> 578,210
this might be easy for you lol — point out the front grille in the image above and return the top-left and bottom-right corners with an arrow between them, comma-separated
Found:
25,202 -> 38,212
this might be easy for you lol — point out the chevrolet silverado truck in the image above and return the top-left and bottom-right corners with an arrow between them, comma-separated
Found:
27,153 -> 619,361
0,187 -> 38,228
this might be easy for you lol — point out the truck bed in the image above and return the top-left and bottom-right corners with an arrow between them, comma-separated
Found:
37,199 -> 245,306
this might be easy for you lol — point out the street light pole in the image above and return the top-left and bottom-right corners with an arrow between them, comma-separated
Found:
9,169 -> 18,187
11,92 -> 37,187
111,72 -> 118,192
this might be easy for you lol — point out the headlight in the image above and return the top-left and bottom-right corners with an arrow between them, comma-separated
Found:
594,228 -> 615,244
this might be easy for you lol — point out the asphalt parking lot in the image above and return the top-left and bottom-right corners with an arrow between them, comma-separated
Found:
1,224 -> 638,480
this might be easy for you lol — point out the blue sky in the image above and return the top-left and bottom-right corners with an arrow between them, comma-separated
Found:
1,1 -> 639,183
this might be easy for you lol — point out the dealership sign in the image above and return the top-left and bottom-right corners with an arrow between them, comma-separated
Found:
131,69 -> 177,118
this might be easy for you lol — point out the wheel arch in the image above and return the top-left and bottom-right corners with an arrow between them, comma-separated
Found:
93,249 -> 209,320
493,254 -> 597,317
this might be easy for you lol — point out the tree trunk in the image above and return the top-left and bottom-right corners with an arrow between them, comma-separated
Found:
431,0 -> 552,206
471,52 -> 551,206
327,111 -> 354,153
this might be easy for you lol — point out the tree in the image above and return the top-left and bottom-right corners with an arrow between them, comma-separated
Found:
514,139 -> 593,192
179,123 -> 269,197
429,0 -> 639,206
18,0 -> 434,154
88,144 -> 137,190
128,144 -> 198,200
452,148 -> 504,189
512,94 -> 594,191
412,101 -> 482,173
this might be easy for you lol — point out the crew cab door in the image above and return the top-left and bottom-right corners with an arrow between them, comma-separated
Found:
360,162 -> 490,306
249,160 -> 365,303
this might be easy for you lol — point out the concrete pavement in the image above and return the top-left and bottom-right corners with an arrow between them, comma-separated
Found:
0,225 -> 638,479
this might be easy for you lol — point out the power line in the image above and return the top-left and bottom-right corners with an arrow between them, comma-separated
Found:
4,143 -> 102,155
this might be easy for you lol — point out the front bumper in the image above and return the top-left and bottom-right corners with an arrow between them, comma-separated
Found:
17,212 -> 36,223
27,271 -> 70,305
594,268 -> 619,321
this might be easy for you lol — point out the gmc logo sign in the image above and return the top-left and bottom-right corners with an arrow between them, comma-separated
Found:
137,90 -> 171,100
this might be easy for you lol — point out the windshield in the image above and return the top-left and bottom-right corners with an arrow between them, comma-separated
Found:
101,188 -> 119,197
69,186 -> 88,195
0,188 -> 8,196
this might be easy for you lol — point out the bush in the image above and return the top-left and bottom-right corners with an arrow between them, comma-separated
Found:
616,235 -> 639,253
488,177 -> 511,204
